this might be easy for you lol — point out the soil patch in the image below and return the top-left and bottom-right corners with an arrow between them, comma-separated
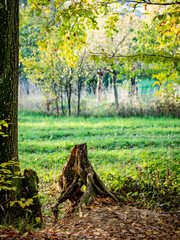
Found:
1,198 -> 179,239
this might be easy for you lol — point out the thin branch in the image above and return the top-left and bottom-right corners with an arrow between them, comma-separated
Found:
112,34 -> 129,58
89,52 -> 180,61
113,0 -> 180,6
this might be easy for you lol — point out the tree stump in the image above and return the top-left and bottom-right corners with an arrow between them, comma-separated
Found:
52,143 -> 119,221
22,169 -> 43,228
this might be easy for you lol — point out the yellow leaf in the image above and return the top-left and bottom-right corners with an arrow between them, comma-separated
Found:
3,123 -> 8,128
10,201 -> 15,207
35,217 -> 41,222
22,232 -> 28,237
152,81 -> 160,87
27,198 -> 33,203
45,8 -> 50,14
93,232 -> 101,236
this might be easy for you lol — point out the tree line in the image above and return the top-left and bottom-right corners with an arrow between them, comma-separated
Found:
19,1 -> 180,116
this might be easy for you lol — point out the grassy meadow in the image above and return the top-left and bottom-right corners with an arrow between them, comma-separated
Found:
18,111 -> 180,211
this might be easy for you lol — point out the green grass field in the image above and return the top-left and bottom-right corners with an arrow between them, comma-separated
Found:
18,111 -> 180,210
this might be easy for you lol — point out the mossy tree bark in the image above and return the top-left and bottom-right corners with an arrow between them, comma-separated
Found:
0,0 -> 20,223
52,143 -> 119,221
0,0 -> 42,227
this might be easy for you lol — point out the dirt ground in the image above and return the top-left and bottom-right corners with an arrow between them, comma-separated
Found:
1,198 -> 179,240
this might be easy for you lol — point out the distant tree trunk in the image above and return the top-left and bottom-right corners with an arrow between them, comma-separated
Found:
19,74 -> 23,97
77,77 -> 82,116
96,72 -> 103,102
53,85 -> 59,116
46,99 -> 50,112
92,80 -> 96,95
0,0 -> 42,226
26,79 -> 30,95
108,77 -> 111,94
67,83 -> 72,116
112,73 -> 119,110
130,77 -> 138,96
55,97 -> 59,116
60,86 -> 65,115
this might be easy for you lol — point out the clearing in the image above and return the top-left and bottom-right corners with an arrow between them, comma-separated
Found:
2,112 -> 178,239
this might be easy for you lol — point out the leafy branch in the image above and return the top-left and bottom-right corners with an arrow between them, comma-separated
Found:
89,52 -> 180,62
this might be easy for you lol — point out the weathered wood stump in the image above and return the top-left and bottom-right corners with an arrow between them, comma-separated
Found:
22,169 -> 43,227
52,143 -> 119,221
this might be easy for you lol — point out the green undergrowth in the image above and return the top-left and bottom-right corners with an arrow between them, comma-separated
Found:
18,111 -> 180,213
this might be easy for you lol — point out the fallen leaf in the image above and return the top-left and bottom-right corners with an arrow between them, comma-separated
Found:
129,229 -> 136,234
95,228 -> 102,232
137,234 -> 145,238
22,232 -> 28,237
93,232 -> 101,236
132,222 -> 142,228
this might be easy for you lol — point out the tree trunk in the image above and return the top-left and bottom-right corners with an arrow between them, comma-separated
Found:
97,70 -> 106,102
0,1 -> 20,222
0,0 -> 42,226
26,79 -> 30,95
130,77 -> 137,96
108,77 -> 112,94
112,73 -> 119,110
60,86 -> 65,115
77,77 -> 82,116
67,83 -> 72,116
96,74 -> 103,102
55,97 -> 59,116
52,143 -> 120,221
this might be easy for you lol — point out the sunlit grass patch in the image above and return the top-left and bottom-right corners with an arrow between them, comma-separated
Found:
18,111 -> 180,211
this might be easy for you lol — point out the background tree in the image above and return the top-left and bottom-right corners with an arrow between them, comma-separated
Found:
89,14 -> 143,109
74,49 -> 94,115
